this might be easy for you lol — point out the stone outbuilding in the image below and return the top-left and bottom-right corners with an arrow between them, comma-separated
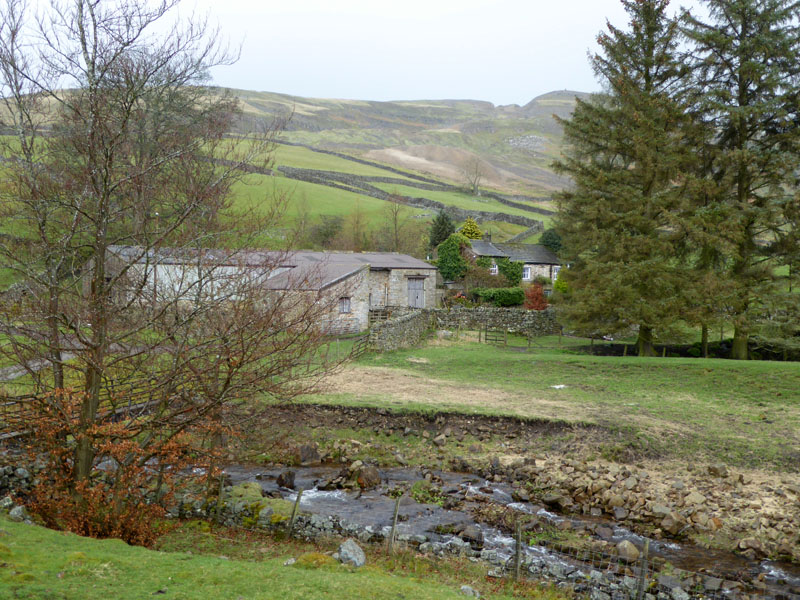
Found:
468,238 -> 561,283
96,246 -> 437,335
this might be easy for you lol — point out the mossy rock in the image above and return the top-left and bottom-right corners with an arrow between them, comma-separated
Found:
226,482 -> 264,504
293,552 -> 337,569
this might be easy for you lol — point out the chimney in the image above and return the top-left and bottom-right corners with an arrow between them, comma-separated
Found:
483,233 -> 492,242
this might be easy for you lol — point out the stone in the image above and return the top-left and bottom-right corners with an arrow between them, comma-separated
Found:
512,488 -> 530,502
623,476 -> 638,490
542,493 -> 563,507
608,494 -> 625,508
297,444 -> 320,465
613,507 -> 629,520
652,504 -> 671,518
459,524 -> 484,550
661,512 -> 685,536
14,468 -> 29,480
703,577 -> 723,592
357,466 -> 381,489
276,470 -> 295,489
338,538 -> 366,567
283,558 -> 296,566
685,491 -> 705,505
590,589 -> 611,600
460,585 -> 480,598
348,460 -> 364,473
9,505 -> 26,522
0,496 -> 13,510
596,526 -> 614,541
257,506 -> 274,524
432,434 -> 447,447
708,463 -> 728,478
670,587 -> 690,600
738,537 -> 765,554
616,540 -> 640,563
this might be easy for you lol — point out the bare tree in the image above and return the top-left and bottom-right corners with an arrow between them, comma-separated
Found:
0,0 -> 339,500
461,156 -> 486,196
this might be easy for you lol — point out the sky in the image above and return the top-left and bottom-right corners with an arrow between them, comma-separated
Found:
188,0 -> 704,106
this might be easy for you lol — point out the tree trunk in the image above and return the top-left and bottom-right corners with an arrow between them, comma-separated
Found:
701,323 -> 709,359
637,325 -> 657,357
731,326 -> 749,360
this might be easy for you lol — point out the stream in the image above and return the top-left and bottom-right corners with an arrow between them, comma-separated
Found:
223,464 -> 800,597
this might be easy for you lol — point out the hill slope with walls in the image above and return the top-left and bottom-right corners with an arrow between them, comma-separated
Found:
231,88 -> 586,198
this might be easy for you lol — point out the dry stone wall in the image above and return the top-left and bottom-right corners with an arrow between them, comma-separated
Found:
368,307 -> 559,352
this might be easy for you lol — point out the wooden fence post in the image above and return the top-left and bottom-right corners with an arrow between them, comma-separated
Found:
388,494 -> 402,554
288,489 -> 303,538
514,519 -> 523,581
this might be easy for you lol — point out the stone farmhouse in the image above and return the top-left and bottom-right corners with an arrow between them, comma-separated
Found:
98,246 -> 437,334
468,238 -> 561,283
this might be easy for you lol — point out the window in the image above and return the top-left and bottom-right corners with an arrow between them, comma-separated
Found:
552,265 -> 561,280
489,262 -> 498,275
339,297 -> 351,314
522,266 -> 532,281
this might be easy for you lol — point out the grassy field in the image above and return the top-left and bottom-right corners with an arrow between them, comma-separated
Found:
310,336 -> 800,470
0,517 -> 562,600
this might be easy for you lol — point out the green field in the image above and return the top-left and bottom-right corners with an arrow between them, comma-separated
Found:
0,517 -> 557,600
310,336 -> 800,470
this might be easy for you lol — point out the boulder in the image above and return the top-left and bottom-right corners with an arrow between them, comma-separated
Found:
9,505 -> 26,522
276,470 -> 295,489
685,491 -> 705,505
338,538 -> 366,567
613,507 -> 629,520
297,444 -> 320,465
707,464 -> 728,478
432,434 -> 447,447
459,524 -> 484,550
356,466 -> 381,489
616,540 -> 640,563
459,585 -> 480,598
661,512 -> 685,536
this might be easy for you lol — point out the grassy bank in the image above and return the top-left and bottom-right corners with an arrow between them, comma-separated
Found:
0,517 -> 564,600
309,336 -> 800,470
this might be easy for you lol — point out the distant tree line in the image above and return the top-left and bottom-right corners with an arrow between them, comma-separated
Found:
553,0 -> 800,359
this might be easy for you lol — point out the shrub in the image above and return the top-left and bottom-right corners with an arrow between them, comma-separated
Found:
496,258 -> 523,286
459,217 -> 483,240
24,390 -> 221,547
472,287 -> 525,307
540,228 -> 562,253
436,233 -> 471,281
524,284 -> 548,310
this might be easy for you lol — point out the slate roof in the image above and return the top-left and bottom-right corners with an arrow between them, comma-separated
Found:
107,246 -> 434,292
468,241 -> 559,265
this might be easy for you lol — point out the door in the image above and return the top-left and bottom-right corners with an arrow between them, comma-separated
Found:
407,277 -> 424,308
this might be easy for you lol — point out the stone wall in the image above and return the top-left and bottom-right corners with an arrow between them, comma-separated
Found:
368,310 -> 433,352
323,268 -> 370,335
367,307 -> 559,352
432,307 -> 559,337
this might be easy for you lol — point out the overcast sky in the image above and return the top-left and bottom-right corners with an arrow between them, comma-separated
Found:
189,0 -> 704,106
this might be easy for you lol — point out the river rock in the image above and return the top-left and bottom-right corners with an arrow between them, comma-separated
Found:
432,434 -> 447,447
357,466 -> 381,489
616,540 -> 640,563
608,493 -> 625,508
276,470 -> 295,489
297,444 -> 320,465
338,538 -> 366,567
459,524 -> 484,550
661,512 -> 685,536
613,507 -> 629,520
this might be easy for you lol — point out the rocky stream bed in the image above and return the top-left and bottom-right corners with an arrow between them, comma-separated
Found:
216,463 -> 800,600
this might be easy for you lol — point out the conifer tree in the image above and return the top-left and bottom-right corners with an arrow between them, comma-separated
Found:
553,0 -> 691,356
682,0 -> 800,359
459,217 -> 483,240
428,211 -> 455,249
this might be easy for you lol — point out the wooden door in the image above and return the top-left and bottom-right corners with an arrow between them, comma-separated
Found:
407,277 -> 424,308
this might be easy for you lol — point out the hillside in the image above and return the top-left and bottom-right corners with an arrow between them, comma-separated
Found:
231,88 -> 586,196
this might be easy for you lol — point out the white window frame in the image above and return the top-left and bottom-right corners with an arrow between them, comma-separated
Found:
339,297 -> 351,314
489,262 -> 498,275
552,265 -> 561,280
522,266 -> 532,281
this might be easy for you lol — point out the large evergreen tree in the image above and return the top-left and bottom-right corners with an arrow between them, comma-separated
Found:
553,0 -> 691,356
682,0 -> 800,359
428,211 -> 455,249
